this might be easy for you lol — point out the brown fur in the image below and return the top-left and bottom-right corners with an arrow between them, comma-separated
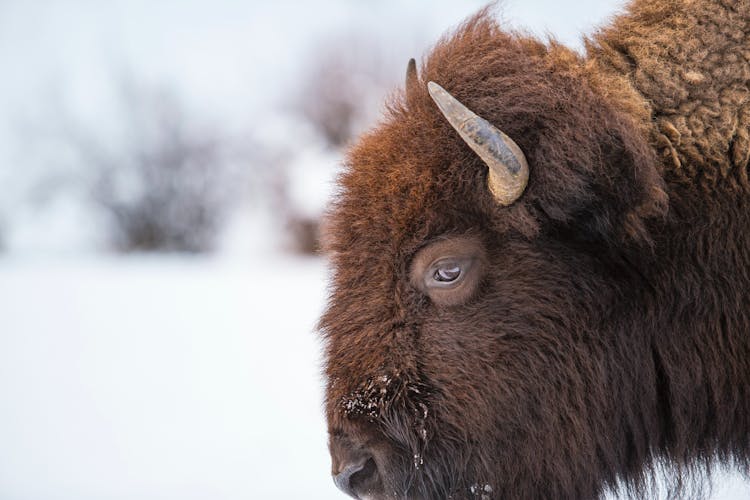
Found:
319,1 -> 750,498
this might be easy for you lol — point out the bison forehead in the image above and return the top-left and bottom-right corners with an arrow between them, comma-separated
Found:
328,129 -> 490,260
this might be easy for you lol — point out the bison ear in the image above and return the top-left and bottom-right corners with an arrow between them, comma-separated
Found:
533,120 -> 668,249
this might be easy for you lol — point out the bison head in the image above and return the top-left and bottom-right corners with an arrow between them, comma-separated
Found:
319,14 -> 668,500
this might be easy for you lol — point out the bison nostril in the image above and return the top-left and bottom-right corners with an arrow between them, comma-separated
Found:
332,457 -> 378,498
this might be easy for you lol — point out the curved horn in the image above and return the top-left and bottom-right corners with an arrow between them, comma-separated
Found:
427,81 -> 529,206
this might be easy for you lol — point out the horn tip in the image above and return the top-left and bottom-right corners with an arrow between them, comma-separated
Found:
427,81 -> 442,95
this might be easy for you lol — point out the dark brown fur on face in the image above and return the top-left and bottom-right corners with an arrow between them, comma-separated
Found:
319,1 -> 750,498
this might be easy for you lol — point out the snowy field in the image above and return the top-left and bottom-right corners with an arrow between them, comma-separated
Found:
0,256 -> 748,500
0,255 -> 338,499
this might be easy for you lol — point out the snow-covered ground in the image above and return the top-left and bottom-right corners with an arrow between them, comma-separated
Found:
0,255 -> 748,500
0,255 -> 337,499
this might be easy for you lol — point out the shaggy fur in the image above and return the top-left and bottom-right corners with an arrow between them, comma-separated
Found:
319,1 -> 750,498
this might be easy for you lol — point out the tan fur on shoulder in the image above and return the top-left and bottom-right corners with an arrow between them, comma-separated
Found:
588,0 -> 750,190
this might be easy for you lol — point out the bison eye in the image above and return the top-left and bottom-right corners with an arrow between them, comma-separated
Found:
432,262 -> 462,283
409,236 -> 486,306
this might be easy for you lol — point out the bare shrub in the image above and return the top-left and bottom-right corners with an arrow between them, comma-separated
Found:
285,215 -> 321,255
277,34 -> 404,254
264,159 -> 329,255
74,80 -> 244,253
291,34 -> 399,149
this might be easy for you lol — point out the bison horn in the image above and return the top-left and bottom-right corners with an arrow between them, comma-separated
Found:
427,81 -> 529,206
405,58 -> 418,100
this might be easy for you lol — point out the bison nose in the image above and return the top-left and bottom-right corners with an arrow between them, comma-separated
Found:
332,456 -> 377,498
330,433 -> 381,498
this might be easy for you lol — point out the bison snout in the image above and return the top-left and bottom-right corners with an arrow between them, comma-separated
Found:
330,433 -> 382,499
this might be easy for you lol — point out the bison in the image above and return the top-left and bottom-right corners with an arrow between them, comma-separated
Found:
318,1 -> 750,498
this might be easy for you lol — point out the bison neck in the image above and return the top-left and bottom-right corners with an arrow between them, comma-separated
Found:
628,184 -> 750,480
585,1 -> 750,475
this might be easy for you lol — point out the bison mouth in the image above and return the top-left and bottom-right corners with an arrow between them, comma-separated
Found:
329,429 -> 391,499
328,373 -> 495,499
332,455 -> 381,498
329,375 -> 442,498
329,425 -> 496,500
